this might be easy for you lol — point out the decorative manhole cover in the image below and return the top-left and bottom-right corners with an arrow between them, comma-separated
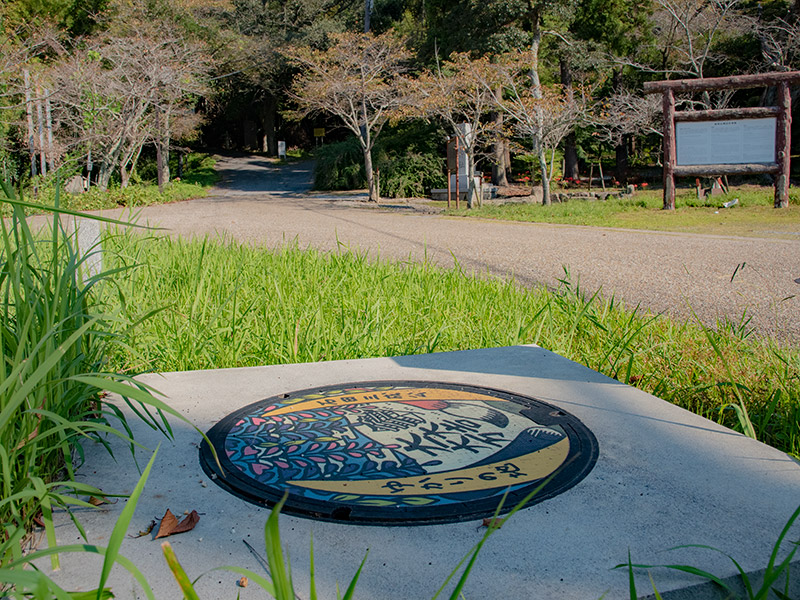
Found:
200,381 -> 598,525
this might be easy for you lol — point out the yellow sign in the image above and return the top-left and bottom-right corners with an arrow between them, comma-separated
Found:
313,128 -> 325,137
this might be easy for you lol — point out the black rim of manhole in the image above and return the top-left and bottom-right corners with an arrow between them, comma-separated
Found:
199,381 -> 598,525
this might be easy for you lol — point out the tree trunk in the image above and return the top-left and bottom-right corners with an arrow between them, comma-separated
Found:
491,85 -> 509,187
97,162 -> 113,191
23,70 -> 36,177
504,139 -> 512,182
539,150 -> 550,205
612,67 -> 628,185
45,89 -> 55,173
155,108 -> 170,192
36,93 -> 46,177
466,149 -> 479,208
155,106 -> 164,193
560,59 -> 579,180
259,95 -> 278,156
359,94 -> 378,202
529,8 -> 550,205
97,136 -> 124,191
162,129 -> 171,184
616,135 -> 629,186
363,145 -> 378,202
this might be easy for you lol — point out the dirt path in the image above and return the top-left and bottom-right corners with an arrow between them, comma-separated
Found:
104,154 -> 800,342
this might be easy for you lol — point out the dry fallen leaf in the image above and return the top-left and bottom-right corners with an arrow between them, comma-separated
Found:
130,519 -> 157,539
238,577 -> 249,588
480,517 -> 504,530
155,509 -> 200,539
89,496 -> 112,506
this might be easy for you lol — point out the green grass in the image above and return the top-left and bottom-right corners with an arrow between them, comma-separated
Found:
11,153 -> 218,215
101,231 -> 800,457
446,186 -> 800,239
0,184 -> 199,586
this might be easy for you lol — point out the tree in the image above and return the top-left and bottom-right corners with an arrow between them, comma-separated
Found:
287,31 -> 411,202
47,22 -> 209,190
494,51 -> 587,205
591,90 -> 662,161
572,0 -> 653,184
410,52 -> 500,208
206,0 -> 361,155
649,0 -> 744,82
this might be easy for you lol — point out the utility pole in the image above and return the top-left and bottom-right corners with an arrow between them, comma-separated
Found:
35,89 -> 47,176
23,70 -> 36,177
45,88 -> 55,173
364,0 -> 373,32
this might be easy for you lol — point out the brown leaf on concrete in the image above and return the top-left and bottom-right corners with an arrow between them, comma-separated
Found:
238,577 -> 249,588
129,519 -> 156,538
172,510 -> 200,534
480,517 -> 504,530
155,509 -> 200,539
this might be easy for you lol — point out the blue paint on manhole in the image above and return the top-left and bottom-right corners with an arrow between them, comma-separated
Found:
199,381 -> 598,525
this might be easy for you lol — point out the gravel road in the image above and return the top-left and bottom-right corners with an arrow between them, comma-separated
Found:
103,154 -> 800,342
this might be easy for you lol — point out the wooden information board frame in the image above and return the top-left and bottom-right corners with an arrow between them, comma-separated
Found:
643,71 -> 800,209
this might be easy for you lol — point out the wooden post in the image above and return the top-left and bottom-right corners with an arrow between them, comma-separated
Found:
588,164 -> 593,192
775,81 -> 792,208
599,159 -> 606,191
662,90 -> 676,210
446,169 -> 451,209
455,136 -> 460,210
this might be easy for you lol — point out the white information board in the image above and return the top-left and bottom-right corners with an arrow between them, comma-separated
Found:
278,140 -> 286,158
676,118 -> 776,166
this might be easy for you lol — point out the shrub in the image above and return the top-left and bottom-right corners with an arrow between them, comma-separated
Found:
313,137 -> 366,191
313,120 -> 448,198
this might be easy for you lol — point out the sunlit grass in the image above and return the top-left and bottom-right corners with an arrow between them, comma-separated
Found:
446,186 -> 800,238
8,153 -> 218,215
102,231 -> 800,457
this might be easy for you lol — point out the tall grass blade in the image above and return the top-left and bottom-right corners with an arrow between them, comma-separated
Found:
264,494 -> 294,600
162,542 -> 201,600
340,552 -> 368,600
96,448 -> 160,599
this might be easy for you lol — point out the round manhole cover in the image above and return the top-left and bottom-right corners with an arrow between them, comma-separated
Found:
200,381 -> 598,525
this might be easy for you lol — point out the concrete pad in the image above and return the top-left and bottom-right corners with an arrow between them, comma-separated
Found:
43,346 -> 800,599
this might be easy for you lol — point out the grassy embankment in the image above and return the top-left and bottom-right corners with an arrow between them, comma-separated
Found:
101,231 -> 800,458
5,153 -> 218,215
445,186 -> 800,239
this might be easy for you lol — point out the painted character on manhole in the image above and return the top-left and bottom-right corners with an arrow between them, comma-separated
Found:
223,388 -> 568,499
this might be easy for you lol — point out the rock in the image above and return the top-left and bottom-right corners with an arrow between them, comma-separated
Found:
65,175 -> 87,195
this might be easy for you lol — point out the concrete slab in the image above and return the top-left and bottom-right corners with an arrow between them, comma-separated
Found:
43,346 -> 800,599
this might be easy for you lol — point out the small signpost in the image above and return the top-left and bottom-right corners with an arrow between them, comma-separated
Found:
313,128 -> 325,148
278,140 -> 286,159
644,71 -> 800,209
